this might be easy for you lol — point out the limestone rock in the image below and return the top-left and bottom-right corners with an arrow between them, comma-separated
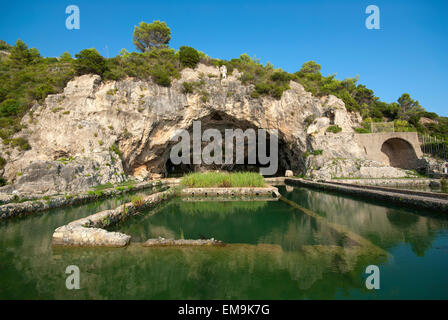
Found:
0,63 -> 402,195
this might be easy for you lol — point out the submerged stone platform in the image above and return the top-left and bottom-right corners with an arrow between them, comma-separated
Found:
180,186 -> 281,198
52,189 -> 173,247
142,237 -> 224,247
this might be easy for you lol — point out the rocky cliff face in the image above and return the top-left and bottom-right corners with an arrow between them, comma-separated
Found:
0,63 -> 411,195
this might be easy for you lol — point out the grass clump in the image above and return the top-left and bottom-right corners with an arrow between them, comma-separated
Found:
4,137 -> 31,151
0,156 -> 5,169
180,171 -> 266,188
326,125 -> 342,134
110,143 -> 122,157
131,195 -> 144,207
182,81 -> 194,94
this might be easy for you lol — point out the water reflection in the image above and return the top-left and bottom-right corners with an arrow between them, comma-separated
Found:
281,186 -> 448,257
0,186 -> 447,299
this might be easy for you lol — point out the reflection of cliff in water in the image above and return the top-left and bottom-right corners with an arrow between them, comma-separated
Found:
0,241 -> 386,299
0,194 -> 387,299
282,186 -> 448,256
1,186 -> 447,299
113,198 -> 362,250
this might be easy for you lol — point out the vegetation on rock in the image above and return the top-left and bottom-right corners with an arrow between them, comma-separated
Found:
1,19 -> 448,175
179,46 -> 200,69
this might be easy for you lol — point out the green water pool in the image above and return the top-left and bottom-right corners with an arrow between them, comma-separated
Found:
1,185 -> 447,299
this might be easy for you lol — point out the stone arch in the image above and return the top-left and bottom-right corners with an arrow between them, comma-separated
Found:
380,138 -> 419,169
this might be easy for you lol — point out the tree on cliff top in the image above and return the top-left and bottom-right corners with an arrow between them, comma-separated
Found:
8,39 -> 41,66
133,21 -> 171,52
397,93 -> 424,123
74,48 -> 107,76
0,40 -> 12,51
299,61 -> 321,74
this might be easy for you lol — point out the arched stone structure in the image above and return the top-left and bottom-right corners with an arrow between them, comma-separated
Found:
380,138 -> 419,169
355,132 -> 423,169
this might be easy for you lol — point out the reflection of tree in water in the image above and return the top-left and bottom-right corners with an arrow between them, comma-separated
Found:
386,209 -> 419,229
0,241 -> 386,299
115,198 -> 359,250
1,186 -> 447,299
284,187 -> 448,256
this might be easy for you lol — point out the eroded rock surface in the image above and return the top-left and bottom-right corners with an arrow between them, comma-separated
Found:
0,63 -> 418,195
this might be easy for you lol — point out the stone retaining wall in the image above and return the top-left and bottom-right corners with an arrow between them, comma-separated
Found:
324,180 -> 448,200
285,178 -> 448,213
142,237 -> 223,247
180,186 -> 281,198
330,178 -> 435,187
264,177 -> 286,184
52,189 -> 173,247
0,180 -> 170,220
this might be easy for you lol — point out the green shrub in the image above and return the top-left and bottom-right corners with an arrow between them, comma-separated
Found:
0,99 -> 24,117
150,65 -> 172,87
312,149 -> 323,155
30,84 -> 56,102
0,40 -> 11,51
394,119 -> 416,132
270,85 -> 286,99
106,89 -> 117,96
8,39 -> 41,66
255,82 -> 271,95
0,177 -> 6,186
354,127 -> 370,133
0,156 -> 5,169
74,48 -> 107,76
304,115 -> 316,127
326,125 -> 342,134
270,70 -> 290,83
179,46 -> 200,68
110,143 -> 122,158
182,81 -> 194,94
8,137 -> 31,151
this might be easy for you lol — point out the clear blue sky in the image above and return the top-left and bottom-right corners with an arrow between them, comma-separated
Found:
1,0 -> 447,115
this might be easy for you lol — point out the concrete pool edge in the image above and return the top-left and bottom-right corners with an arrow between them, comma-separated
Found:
51,185 -> 281,247
0,179 -> 176,220
285,178 -> 448,213
52,188 -> 174,247
180,186 -> 281,198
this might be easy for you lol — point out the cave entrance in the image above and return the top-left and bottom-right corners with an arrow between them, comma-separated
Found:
165,112 -> 295,177
380,138 -> 419,169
